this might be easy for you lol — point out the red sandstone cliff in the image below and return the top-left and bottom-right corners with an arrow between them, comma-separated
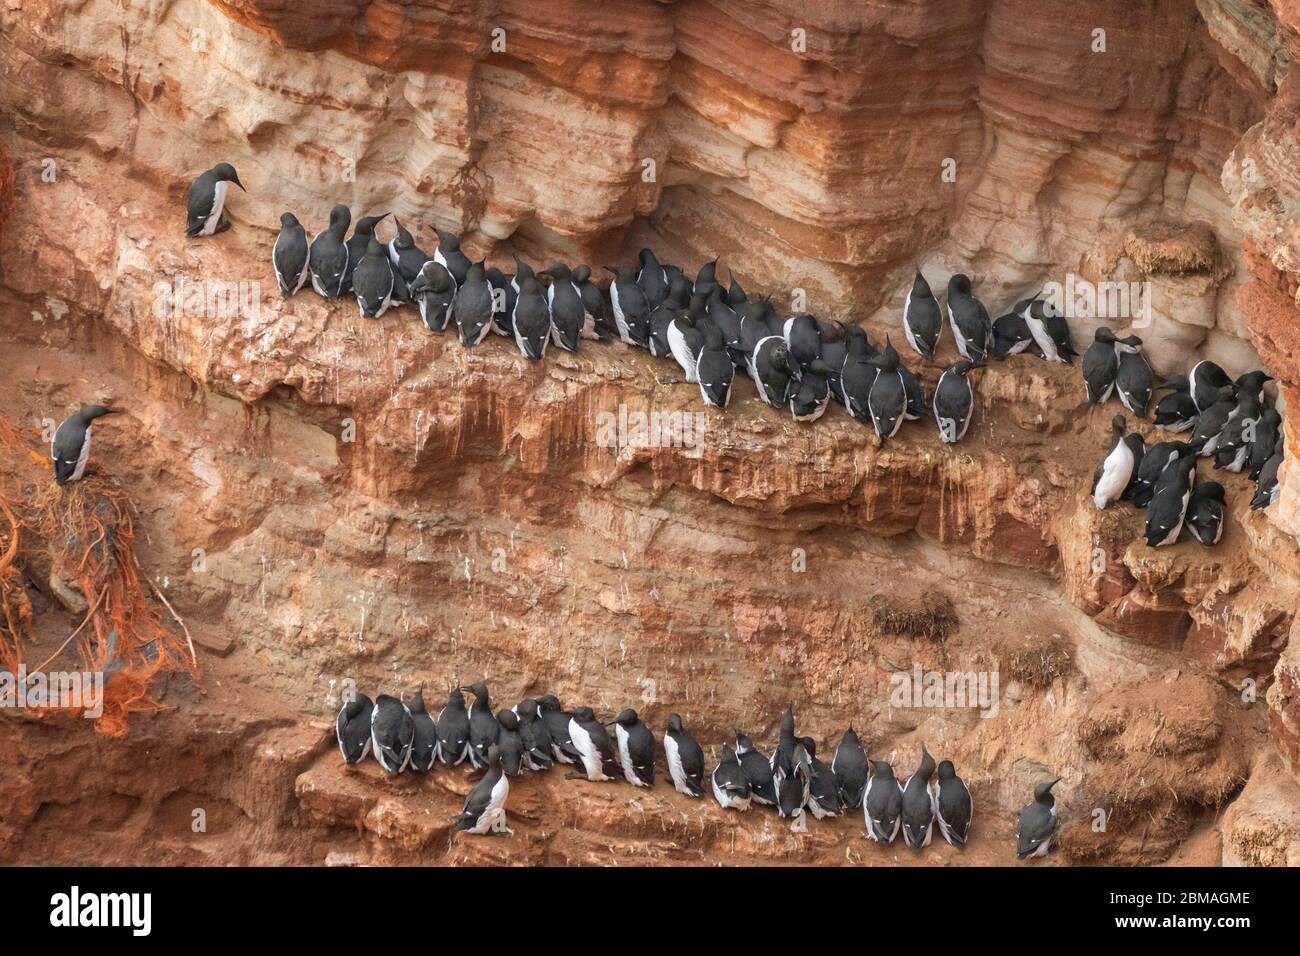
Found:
0,0 -> 1298,866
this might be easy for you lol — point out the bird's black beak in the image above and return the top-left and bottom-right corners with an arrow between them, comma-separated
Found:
233,175 -> 246,192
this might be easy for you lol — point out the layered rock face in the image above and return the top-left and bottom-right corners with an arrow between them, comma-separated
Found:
0,0 -> 1298,865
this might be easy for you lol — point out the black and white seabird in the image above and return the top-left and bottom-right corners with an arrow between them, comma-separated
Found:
1152,375 -> 1198,432
1188,359 -> 1233,413
335,691 -> 374,765
568,706 -> 619,782
452,744 -> 512,836
992,305 -> 1036,359
1211,369 -> 1274,468
609,708 -> 656,787
866,340 -> 908,440
1191,385 -> 1240,457
646,284 -> 687,359
694,257 -> 721,297
1091,415 -> 1136,510
697,322 -> 735,409
667,301 -> 707,384
933,360 -> 980,443
771,704 -> 798,782
1022,298 -> 1076,364
461,682 -> 499,769
802,738 -> 842,820
816,322 -> 849,404
453,262 -> 496,348
1251,435 -> 1284,510
51,405 -> 119,485
486,265 -> 510,331
1247,408 -> 1282,480
370,693 -> 415,774
409,260 -> 457,332
749,335 -> 797,407
504,254 -> 530,299
1214,391 -> 1265,472
735,732 -> 778,805
946,274 -> 992,363
705,288 -> 744,369
343,213 -> 388,292
309,204 -> 351,299
386,218 -> 430,284
607,266 -> 650,347
1129,439 -> 1199,509
513,698 -> 555,771
185,163 -> 245,237
831,726 -> 869,811
1016,777 -> 1060,860
864,759 -> 903,844
1145,454 -> 1197,547
776,744 -> 812,830
1120,429 -> 1146,502
636,248 -> 669,309
900,744 -> 937,852
790,359 -> 832,421
664,714 -> 706,797
734,300 -> 775,371
538,694 -> 583,765
1114,335 -> 1153,417
433,228 -> 472,287
511,275 -> 551,361
352,236 -> 396,319
1082,328 -> 1119,403
784,313 -> 821,372
408,687 -> 437,773
271,212 -> 310,298
712,744 -> 751,811
573,265 -> 615,340
903,269 -> 942,358
900,360 -> 927,421
1185,481 -> 1226,547
435,687 -> 471,766
841,328 -> 880,425
934,759 -> 972,849
543,263 -> 590,351
1235,369 -> 1273,405
495,709 -> 525,776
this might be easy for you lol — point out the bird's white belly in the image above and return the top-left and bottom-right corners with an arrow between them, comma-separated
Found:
1025,316 -> 1059,362
664,735 -> 691,794
200,180 -> 228,236
467,774 -> 510,834
712,773 -> 749,810
1093,443 -> 1134,509
71,426 -> 92,481
569,719 -> 607,780
614,723 -> 644,786
667,322 -> 698,383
